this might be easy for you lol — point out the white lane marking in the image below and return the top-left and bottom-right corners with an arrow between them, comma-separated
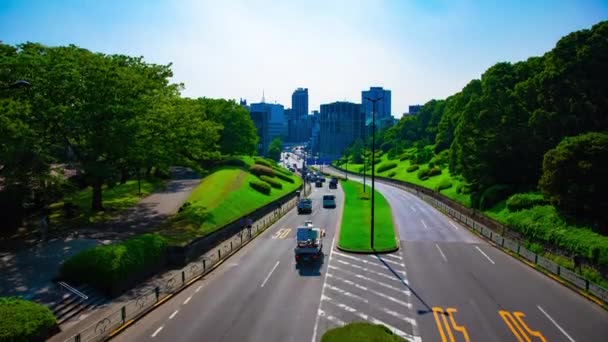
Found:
382,307 -> 418,326
537,305 -> 576,342
410,205 -> 417,212
335,251 -> 406,270
435,243 -> 448,262
328,273 -> 411,305
151,326 -> 163,338
318,309 -> 346,326
372,255 -> 406,267
169,310 -> 179,320
325,284 -> 369,303
421,219 -> 428,229
183,296 -> 192,305
449,220 -> 459,230
328,265 -> 410,294
195,286 -> 202,292
475,246 -> 496,264
260,261 -> 280,287
384,253 -> 403,261
311,237 -> 336,342
334,259 -> 407,281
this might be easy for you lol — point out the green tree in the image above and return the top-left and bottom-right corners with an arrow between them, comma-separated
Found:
267,137 -> 282,161
539,132 -> 608,231
201,98 -> 258,155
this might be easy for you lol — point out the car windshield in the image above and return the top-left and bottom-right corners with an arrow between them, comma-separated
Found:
323,195 -> 335,200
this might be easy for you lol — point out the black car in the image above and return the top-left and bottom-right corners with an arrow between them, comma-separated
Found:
315,180 -> 323,187
329,178 -> 338,189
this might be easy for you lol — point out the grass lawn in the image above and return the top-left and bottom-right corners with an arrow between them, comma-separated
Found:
338,180 -> 398,253
158,166 -> 302,246
321,322 -> 407,342
48,178 -> 163,230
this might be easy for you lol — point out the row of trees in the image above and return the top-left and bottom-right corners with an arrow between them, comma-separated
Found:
370,20 -> 608,231
0,42 -> 258,232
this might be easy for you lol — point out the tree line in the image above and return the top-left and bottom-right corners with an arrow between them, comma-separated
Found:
369,20 -> 608,231
0,42 -> 258,232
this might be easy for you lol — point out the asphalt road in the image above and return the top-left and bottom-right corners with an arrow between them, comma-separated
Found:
114,180 -> 348,342
324,167 -> 608,342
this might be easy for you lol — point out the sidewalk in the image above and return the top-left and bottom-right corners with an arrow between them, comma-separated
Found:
0,167 -> 201,306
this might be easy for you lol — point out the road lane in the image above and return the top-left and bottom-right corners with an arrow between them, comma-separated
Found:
325,166 -> 608,342
114,181 -> 341,342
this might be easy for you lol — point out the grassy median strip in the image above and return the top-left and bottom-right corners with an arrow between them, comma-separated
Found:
321,322 -> 407,342
338,180 -> 398,253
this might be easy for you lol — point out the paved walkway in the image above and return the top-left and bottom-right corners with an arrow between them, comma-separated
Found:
0,167 -> 201,301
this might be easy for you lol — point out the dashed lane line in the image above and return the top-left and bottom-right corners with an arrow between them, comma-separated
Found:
421,219 -> 428,230
475,246 -> 496,265
183,296 -> 192,305
151,326 -> 163,338
435,243 -> 448,262
169,310 -> 178,320
537,305 -> 576,342
261,261 -> 280,287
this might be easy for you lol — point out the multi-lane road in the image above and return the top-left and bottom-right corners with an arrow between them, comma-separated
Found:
112,154 -> 608,342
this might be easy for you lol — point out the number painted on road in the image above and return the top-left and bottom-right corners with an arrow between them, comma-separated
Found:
432,307 -> 470,342
272,228 -> 291,239
499,310 -> 547,342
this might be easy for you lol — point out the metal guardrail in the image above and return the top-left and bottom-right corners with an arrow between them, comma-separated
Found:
58,281 -> 89,300
330,165 -> 608,307
62,197 -> 298,342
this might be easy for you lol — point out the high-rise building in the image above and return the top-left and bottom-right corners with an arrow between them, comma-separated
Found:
319,102 -> 365,160
408,105 -> 422,115
362,87 -> 391,121
292,88 -> 308,119
250,102 -> 285,156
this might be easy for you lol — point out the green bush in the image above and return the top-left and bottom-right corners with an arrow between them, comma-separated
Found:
249,164 -> 276,177
0,297 -> 57,342
479,184 -> 513,210
417,166 -> 442,180
413,146 -> 434,164
357,166 -> 365,173
506,193 -> 547,211
249,180 -> 271,195
429,149 -> 449,167
387,171 -> 396,178
436,179 -> 453,191
406,164 -> 419,173
275,172 -> 295,183
212,157 -> 247,168
260,175 -> 282,189
253,158 -> 273,168
59,234 -> 167,294
399,153 -> 411,161
377,162 -> 397,173
273,166 -> 292,176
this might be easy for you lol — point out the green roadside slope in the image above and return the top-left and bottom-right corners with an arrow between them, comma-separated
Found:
338,180 -> 398,253
322,322 -> 407,342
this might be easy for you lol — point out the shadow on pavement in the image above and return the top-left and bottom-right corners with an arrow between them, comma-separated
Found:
374,253 -> 434,315
295,256 -> 324,276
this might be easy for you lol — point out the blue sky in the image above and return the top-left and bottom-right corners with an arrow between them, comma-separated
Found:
1,0 -> 607,116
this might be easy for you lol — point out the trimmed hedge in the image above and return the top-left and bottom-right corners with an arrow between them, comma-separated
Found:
387,171 -> 396,178
506,193 -> 547,211
479,184 -> 513,210
435,179 -> 453,191
399,153 -> 411,161
417,166 -> 442,180
254,158 -> 273,168
249,164 -> 276,177
260,175 -> 282,189
406,164 -> 419,173
377,162 -> 397,173
59,234 -> 168,294
249,179 -> 271,195
0,297 -> 57,342
273,166 -> 292,176
212,157 -> 247,168
275,172 -> 295,183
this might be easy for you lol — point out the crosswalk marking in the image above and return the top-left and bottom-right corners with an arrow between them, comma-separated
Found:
328,265 -> 409,294
334,259 -> 407,281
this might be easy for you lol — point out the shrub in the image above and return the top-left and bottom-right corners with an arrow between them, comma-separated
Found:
377,162 -> 397,173
357,166 -> 365,173
413,146 -> 434,164
406,164 -> 419,173
387,171 -> 396,178
428,166 -> 442,177
253,158 -> 273,168
435,179 -> 453,191
417,166 -> 442,180
372,158 -> 382,165
249,180 -> 271,195
273,166 -> 292,176
429,149 -> 449,167
0,297 -> 57,341
399,153 -> 411,161
59,234 -> 167,294
249,164 -> 276,177
275,172 -> 295,183
479,184 -> 513,210
260,175 -> 282,189
212,157 -> 247,168
506,193 -> 547,211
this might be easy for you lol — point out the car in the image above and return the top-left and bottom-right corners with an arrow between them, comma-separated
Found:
323,195 -> 336,208
315,180 -> 323,187
297,198 -> 312,214
329,178 -> 337,189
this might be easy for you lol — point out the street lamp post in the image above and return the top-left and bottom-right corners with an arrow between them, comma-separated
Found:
363,96 -> 383,250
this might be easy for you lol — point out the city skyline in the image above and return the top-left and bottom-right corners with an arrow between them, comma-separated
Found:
1,1 -> 607,117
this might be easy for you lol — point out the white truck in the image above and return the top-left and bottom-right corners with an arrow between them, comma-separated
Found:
294,221 -> 326,263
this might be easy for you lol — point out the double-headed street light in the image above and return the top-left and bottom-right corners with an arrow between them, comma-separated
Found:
363,95 -> 383,250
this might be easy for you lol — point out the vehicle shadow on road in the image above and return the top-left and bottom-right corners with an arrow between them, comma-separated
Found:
295,257 -> 324,276
374,254 -> 434,315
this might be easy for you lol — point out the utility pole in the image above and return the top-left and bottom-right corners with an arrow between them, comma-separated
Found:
363,96 -> 383,250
